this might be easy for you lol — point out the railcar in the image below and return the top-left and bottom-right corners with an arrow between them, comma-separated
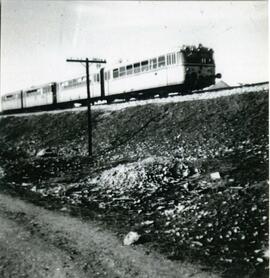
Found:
1,44 -> 221,113
56,74 -> 102,106
1,91 -> 22,112
23,82 -> 57,110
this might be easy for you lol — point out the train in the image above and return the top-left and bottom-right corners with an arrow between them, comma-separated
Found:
1,44 -> 221,113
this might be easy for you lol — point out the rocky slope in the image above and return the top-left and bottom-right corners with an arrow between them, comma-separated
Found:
0,84 -> 268,277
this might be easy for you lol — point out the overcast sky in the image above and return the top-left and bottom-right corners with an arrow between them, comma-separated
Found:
1,1 -> 268,95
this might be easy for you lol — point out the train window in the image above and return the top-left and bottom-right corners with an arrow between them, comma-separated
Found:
119,66 -> 126,77
43,87 -> 50,93
126,65 -> 133,75
113,69 -> 119,78
177,52 -> 182,64
167,54 -> 172,65
202,58 -> 208,64
105,72 -> 108,80
26,89 -> 38,95
68,79 -> 76,86
172,53 -> 176,64
158,56 -> 166,67
150,58 -> 157,69
141,60 -> 148,72
167,54 -> 171,65
97,74 -> 100,82
6,95 -> 14,100
77,77 -> 84,83
105,71 -> 110,80
134,63 -> 140,73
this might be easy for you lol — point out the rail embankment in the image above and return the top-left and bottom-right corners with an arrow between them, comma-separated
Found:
0,85 -> 268,277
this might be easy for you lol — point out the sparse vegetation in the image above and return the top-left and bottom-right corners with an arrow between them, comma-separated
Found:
0,87 -> 268,277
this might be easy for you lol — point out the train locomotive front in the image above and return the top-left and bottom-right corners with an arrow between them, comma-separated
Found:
181,44 -> 220,90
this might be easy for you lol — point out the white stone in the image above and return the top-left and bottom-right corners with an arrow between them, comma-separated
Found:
264,248 -> 269,258
0,167 -> 5,178
36,149 -> 46,157
210,172 -> 221,180
60,207 -> 68,212
123,231 -> 140,246
141,220 -> 154,226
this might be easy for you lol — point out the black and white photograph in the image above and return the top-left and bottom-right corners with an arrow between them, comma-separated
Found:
0,1 -> 268,277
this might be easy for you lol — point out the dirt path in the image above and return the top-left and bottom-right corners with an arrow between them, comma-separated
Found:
0,193 -> 220,278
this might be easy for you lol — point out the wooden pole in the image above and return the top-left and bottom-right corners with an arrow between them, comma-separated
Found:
66,58 -> 106,157
85,58 -> 92,157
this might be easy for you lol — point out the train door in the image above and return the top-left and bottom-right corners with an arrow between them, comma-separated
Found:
167,53 -> 180,85
106,70 -> 110,96
100,68 -> 105,99
20,90 -> 24,109
51,83 -> 57,105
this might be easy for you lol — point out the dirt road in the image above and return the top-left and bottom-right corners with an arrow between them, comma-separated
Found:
0,193 -> 220,278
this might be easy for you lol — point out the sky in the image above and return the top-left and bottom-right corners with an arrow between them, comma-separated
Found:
1,0 -> 268,96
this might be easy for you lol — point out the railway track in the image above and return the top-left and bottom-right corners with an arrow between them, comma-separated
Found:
1,81 -> 268,117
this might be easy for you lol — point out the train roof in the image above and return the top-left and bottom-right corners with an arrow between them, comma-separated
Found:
101,44 -> 213,71
23,82 -> 56,91
102,48 -> 180,71
2,90 -> 22,98
2,43 -> 213,97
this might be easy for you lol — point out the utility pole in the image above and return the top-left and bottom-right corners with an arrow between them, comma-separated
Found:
66,58 -> 106,157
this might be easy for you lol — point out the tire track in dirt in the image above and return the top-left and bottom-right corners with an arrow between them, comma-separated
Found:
0,192 -> 221,278
0,215 -> 90,278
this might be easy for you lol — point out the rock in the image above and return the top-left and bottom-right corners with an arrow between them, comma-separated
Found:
36,149 -> 46,157
264,248 -> 269,258
0,167 -> 5,179
60,207 -> 69,212
36,148 -> 55,157
21,182 -> 31,187
210,172 -> 221,181
123,231 -> 140,246
183,169 -> 189,177
141,220 -> 154,226
205,80 -> 230,90
30,186 -> 37,192
99,203 -> 106,209
171,161 -> 190,178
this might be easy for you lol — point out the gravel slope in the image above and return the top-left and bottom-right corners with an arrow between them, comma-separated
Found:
0,84 -> 268,277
